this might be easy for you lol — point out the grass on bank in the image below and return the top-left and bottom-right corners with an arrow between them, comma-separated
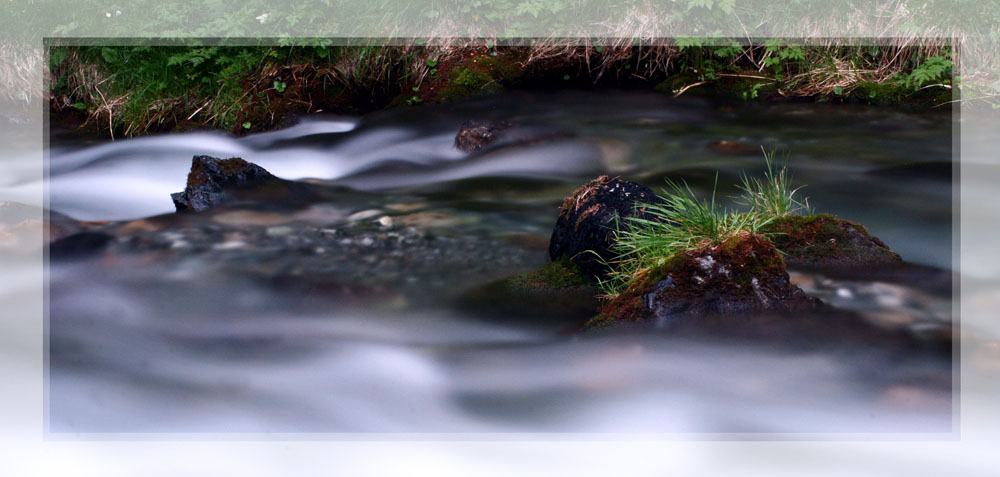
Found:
598,149 -> 808,297
46,40 -> 962,138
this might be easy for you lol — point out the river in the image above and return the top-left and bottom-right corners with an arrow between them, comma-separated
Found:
41,91 -> 953,433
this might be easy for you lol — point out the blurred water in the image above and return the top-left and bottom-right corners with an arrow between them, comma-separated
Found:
42,91 -> 954,433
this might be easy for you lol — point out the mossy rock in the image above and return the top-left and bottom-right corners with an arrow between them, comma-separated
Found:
549,175 -> 663,280
454,119 -> 514,153
764,214 -> 902,269
171,155 -> 280,212
458,259 -> 599,320
589,233 -> 820,329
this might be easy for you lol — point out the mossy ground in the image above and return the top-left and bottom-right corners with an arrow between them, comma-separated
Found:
398,48 -> 527,106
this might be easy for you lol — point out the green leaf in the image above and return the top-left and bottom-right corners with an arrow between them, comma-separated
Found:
675,37 -> 703,49
242,122 -> 252,129
273,80 -> 286,93
563,74 -> 570,80
73,102 -> 87,110
100,47 -> 118,64
833,86 -> 843,95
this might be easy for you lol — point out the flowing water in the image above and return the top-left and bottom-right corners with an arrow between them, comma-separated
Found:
39,91 -> 954,433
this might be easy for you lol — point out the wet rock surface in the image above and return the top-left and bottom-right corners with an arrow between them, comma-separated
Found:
50,206 -> 541,305
765,214 -> 903,268
454,119 -> 574,154
171,155 -> 285,212
659,306 -> 951,357
591,234 -> 820,328
454,120 -> 514,153
548,176 -> 662,280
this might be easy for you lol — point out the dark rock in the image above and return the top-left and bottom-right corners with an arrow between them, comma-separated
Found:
454,120 -> 514,153
49,231 -> 113,259
549,176 -> 662,280
170,155 -> 281,212
46,212 -> 85,242
764,214 -> 903,269
588,234 -> 820,329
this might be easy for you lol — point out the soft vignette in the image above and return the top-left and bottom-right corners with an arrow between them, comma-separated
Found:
0,1 -> 997,476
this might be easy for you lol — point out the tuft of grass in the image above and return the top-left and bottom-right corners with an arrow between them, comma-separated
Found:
597,175 -> 774,297
597,148 -> 814,297
736,147 -> 811,217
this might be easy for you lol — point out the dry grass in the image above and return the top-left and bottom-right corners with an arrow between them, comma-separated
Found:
521,37 -> 680,84
0,44 -> 41,104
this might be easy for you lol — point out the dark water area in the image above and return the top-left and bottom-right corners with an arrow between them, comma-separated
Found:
44,91 -> 954,433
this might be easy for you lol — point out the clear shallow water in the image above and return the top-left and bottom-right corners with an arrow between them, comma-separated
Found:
43,91 -> 954,433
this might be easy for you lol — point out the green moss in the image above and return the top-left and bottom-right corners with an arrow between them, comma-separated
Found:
595,233 -> 794,326
475,55 -> 525,84
458,258 -> 599,320
504,258 -> 590,291
582,312 -> 617,331
655,72 -> 777,101
217,157 -> 252,176
438,66 -> 503,101
185,157 -> 254,187
764,213 -> 902,267
846,81 -> 908,105
844,81 -> 953,106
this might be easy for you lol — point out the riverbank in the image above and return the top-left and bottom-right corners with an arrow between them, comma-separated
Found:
48,41 -> 955,138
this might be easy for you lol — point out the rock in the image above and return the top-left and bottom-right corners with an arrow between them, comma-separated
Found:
49,231 -> 114,259
458,259 -> 600,321
764,214 -> 902,269
549,176 -> 662,280
707,140 -> 759,155
454,120 -> 514,153
170,155 -> 281,212
588,233 -> 820,328
454,120 -> 573,153
211,210 -> 293,227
